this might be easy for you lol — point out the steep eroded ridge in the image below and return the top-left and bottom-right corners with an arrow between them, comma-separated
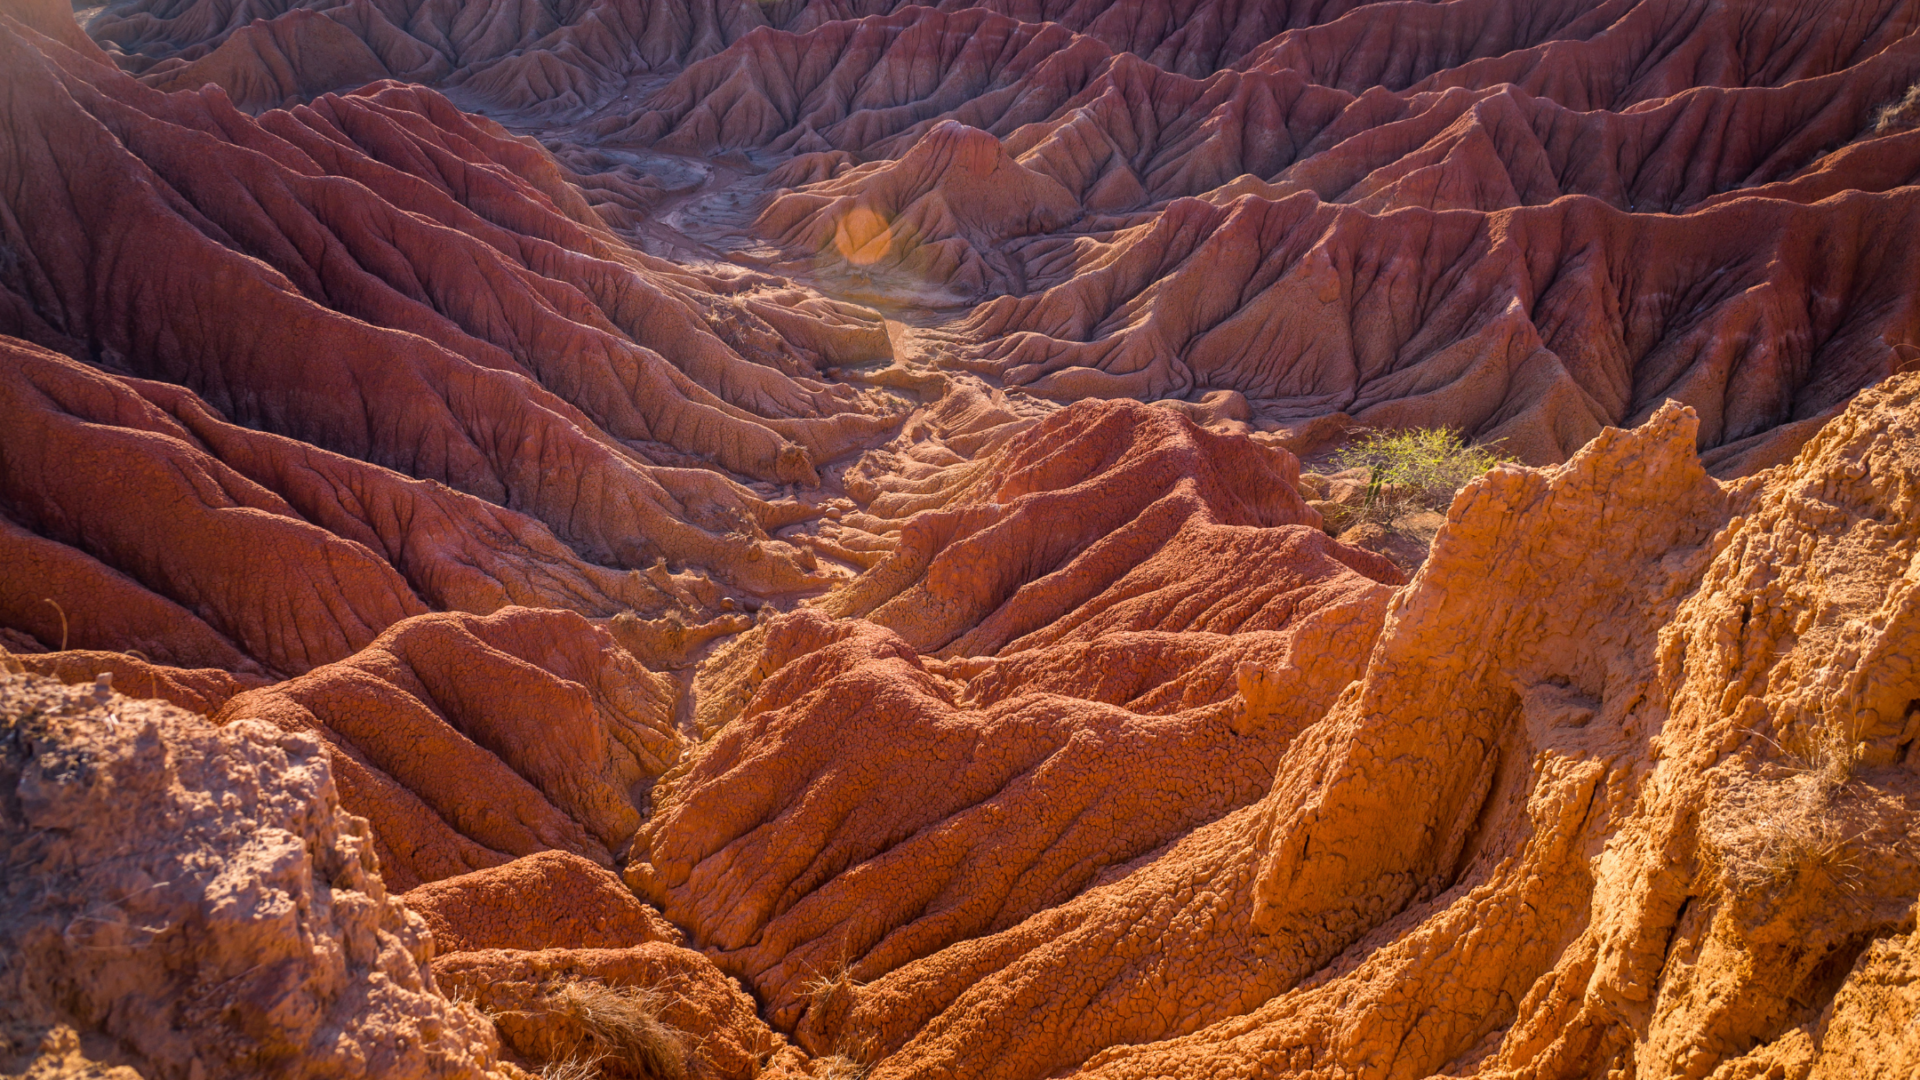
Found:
0,9 -> 911,678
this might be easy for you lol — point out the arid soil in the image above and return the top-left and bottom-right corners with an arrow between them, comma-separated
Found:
4,0 -> 1920,1076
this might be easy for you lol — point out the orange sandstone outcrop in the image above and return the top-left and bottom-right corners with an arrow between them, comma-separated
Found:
753,379 -> 1919,1078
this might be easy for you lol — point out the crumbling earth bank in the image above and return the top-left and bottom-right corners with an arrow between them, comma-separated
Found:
0,674 -> 510,1080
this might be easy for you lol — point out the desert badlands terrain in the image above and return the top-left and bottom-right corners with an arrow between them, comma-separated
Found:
3,0 -> 1920,1075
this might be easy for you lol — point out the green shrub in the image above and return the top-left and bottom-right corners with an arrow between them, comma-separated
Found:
1332,428 -> 1510,525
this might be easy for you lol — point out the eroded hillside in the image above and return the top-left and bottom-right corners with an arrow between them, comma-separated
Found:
3,0 -> 1919,1075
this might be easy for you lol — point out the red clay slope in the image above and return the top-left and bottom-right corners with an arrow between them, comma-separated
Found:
671,380 -> 1920,1080
76,0 -> 1920,464
597,0 -> 1920,466
215,606 -> 681,889
0,13 -> 921,671
949,186 -> 1920,464
631,400 -> 1402,1032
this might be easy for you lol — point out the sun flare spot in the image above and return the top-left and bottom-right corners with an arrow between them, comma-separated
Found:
831,203 -> 892,266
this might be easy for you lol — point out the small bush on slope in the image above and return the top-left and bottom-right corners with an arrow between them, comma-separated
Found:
1332,427 -> 1511,527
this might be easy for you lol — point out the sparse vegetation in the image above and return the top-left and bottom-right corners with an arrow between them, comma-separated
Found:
1802,717 -> 1866,796
1329,427 -> 1512,529
801,961 -> 862,1018
43,597 -> 69,652
542,980 -> 688,1080
810,1055 -> 870,1080
1872,82 -> 1920,135
539,1057 -> 605,1080
1712,720 -> 1868,896
800,960 -> 879,1073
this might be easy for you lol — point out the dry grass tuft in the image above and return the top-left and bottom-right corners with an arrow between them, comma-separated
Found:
42,597 -> 68,652
539,1057 -> 605,1080
1873,83 -> 1920,135
545,980 -> 688,1080
810,1054 -> 870,1080
1801,719 -> 1865,797
797,959 -> 880,1077
1734,797 -> 1863,895
1712,720 -> 1867,896
801,962 -> 862,1020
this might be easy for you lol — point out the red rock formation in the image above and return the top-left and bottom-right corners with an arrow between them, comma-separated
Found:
8,0 -> 1920,1075
818,399 -> 1365,652
404,851 -> 685,954
757,120 -> 1080,298
67,0 -> 1920,467
138,8 -> 399,111
0,336 -> 751,674
628,399 -> 1400,1032
953,189 -> 1917,463
85,0 -> 775,111
0,12 -> 901,483
616,0 -> 1920,210
772,0 -> 1375,78
0,10 -> 928,674
600,9 -> 1110,155
568,0 -> 1920,464
217,607 -> 681,890
758,378 -> 1920,1080
0,337 -> 425,676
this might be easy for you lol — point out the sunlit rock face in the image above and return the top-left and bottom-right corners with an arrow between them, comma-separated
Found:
5,0 -> 1920,1075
